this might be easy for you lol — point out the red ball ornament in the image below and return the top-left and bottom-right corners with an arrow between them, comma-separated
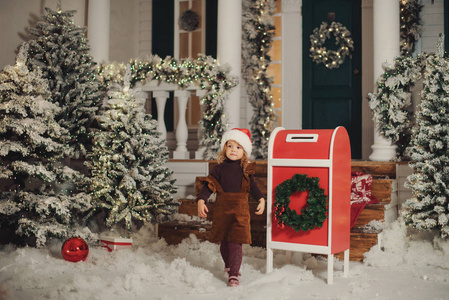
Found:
61,237 -> 89,262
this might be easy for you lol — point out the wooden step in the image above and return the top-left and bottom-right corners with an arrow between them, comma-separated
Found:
371,178 -> 393,204
351,161 -> 396,178
158,220 -> 379,261
158,221 -> 212,245
178,198 -> 265,220
334,231 -> 380,262
352,204 -> 385,228
167,160 -> 396,262
158,220 -> 266,248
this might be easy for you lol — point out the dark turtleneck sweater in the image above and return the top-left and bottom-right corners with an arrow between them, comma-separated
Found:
196,159 -> 264,202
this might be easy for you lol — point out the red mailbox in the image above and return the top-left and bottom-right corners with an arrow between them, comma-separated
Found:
266,127 -> 351,284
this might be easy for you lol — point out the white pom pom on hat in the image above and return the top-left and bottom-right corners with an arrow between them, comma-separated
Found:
220,128 -> 252,158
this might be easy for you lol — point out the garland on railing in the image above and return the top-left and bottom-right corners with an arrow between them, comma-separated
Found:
97,54 -> 238,160
400,0 -> 423,57
242,0 -> 278,159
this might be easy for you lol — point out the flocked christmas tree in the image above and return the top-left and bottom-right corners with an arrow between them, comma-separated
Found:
85,67 -> 178,231
26,3 -> 103,158
405,37 -> 449,238
0,44 -> 94,247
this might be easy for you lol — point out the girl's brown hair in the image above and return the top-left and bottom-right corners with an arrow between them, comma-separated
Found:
217,140 -> 249,171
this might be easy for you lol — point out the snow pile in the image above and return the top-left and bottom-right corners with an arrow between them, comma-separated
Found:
364,217 -> 449,269
0,219 -> 448,300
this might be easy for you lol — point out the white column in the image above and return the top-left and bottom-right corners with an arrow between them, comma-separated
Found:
369,0 -> 399,161
195,89 -> 207,159
173,90 -> 191,159
153,91 -> 169,141
217,0 -> 242,129
281,0 -> 302,130
88,0 -> 110,63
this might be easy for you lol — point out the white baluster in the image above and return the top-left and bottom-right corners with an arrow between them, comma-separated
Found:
195,89 -> 207,159
173,90 -> 190,159
153,91 -> 169,140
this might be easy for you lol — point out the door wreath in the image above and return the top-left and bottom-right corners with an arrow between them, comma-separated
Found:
309,21 -> 354,69
273,174 -> 328,232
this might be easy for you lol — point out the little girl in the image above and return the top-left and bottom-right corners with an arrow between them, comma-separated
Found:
197,128 -> 265,287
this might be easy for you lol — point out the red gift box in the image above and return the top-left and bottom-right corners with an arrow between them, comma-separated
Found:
100,236 -> 133,252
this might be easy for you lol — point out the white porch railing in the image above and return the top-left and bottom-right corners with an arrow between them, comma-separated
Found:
135,81 -> 207,160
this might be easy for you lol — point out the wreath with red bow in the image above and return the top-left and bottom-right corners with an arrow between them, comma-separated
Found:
273,174 -> 328,231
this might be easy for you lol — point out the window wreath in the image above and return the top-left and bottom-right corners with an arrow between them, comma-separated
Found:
273,174 -> 328,232
309,21 -> 354,69
179,9 -> 199,32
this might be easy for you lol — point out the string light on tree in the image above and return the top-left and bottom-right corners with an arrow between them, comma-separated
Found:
85,66 -> 178,230
0,44 -> 94,247
405,45 -> 449,238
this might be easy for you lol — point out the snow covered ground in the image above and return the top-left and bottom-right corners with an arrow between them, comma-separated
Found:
1,217 -> 448,300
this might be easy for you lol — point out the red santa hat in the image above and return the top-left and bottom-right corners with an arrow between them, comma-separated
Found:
220,128 -> 252,158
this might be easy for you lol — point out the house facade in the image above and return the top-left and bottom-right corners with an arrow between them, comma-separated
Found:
0,0 -> 447,197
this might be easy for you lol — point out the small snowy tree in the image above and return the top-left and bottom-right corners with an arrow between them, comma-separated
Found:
26,6 -> 103,158
405,51 -> 449,238
85,68 -> 178,231
0,44 -> 94,247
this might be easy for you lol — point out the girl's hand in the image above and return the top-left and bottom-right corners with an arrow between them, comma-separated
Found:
255,198 -> 265,215
197,199 -> 209,218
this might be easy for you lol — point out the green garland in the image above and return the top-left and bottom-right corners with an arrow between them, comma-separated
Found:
96,54 -> 238,160
242,0 -> 278,159
273,174 -> 328,232
400,0 -> 423,57
368,54 -> 427,159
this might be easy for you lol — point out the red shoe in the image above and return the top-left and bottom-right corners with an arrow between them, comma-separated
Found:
228,276 -> 239,287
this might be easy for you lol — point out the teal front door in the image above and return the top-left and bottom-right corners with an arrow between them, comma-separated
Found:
302,0 -> 362,159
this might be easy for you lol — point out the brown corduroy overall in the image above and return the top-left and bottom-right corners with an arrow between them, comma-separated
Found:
202,170 -> 252,245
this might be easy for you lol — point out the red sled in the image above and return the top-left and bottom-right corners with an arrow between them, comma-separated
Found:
100,236 -> 133,252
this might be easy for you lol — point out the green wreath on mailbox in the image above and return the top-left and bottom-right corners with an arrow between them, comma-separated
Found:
273,173 -> 328,232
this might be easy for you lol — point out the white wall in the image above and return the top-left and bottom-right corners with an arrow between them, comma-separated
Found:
0,0 -> 86,69
109,0 -> 140,62
417,0 -> 445,54
0,0 -> 147,69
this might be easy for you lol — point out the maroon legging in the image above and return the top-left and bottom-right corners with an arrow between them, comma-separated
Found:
220,240 -> 242,277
